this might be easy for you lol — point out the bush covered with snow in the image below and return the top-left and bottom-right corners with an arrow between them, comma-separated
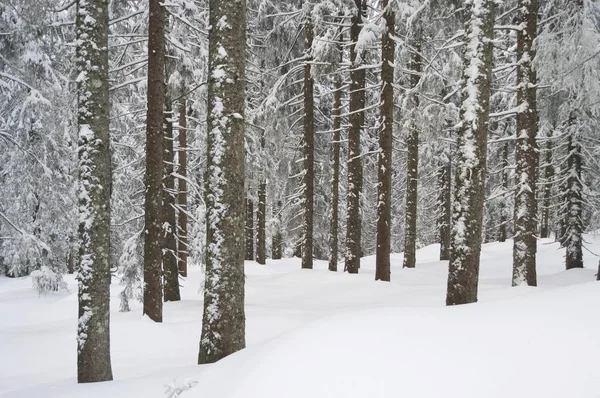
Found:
30,266 -> 67,295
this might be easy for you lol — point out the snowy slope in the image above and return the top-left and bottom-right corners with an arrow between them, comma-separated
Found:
0,235 -> 598,397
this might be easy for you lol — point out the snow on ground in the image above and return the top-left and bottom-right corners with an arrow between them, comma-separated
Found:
0,235 -> 599,397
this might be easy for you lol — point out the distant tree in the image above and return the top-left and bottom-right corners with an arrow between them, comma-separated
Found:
75,0 -> 113,382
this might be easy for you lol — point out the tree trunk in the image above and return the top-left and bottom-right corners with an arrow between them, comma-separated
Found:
446,0 -> 495,306
540,137 -> 553,238
198,0 -> 247,364
438,160 -> 451,261
329,37 -> 342,273
143,0 -> 166,322
245,197 -> 254,260
163,99 -> 181,301
375,0 -> 394,281
498,141 -> 509,242
565,129 -> 583,270
402,29 -> 421,270
345,0 -> 366,274
75,0 -> 113,383
512,0 -> 538,287
302,14 -> 314,270
272,200 -> 282,260
256,182 -> 266,265
178,99 -> 188,277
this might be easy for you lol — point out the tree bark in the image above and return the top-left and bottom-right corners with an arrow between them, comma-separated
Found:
329,37 -> 342,273
564,128 -> 583,270
375,0 -> 394,281
345,0 -> 366,274
302,13 -> 314,270
498,141 -> 509,242
402,28 -> 421,270
512,0 -> 538,287
540,137 -> 553,238
245,197 -> 254,260
163,99 -> 181,301
178,99 -> 188,277
438,160 -> 451,261
198,0 -> 246,364
256,182 -> 266,265
272,200 -> 282,260
446,0 -> 495,306
75,0 -> 113,383
143,0 -> 166,322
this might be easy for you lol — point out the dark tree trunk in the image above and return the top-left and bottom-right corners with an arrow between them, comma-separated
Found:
375,0 -> 394,281
256,182 -> 266,265
540,138 -> 553,238
198,0 -> 247,364
245,197 -> 254,260
272,200 -> 282,260
438,160 -> 451,261
498,141 -> 509,242
163,99 -> 181,302
446,0 -> 495,306
75,0 -> 113,383
345,0 -> 366,274
564,130 -> 583,270
512,0 -> 538,287
143,0 -> 166,322
329,37 -> 342,273
178,100 -> 188,277
402,29 -> 421,270
302,15 -> 314,270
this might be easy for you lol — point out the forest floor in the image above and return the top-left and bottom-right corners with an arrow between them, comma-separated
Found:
1,235 -> 599,397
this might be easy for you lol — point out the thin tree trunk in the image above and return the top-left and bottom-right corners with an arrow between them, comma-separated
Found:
540,137 -> 553,238
256,182 -> 266,265
178,99 -> 188,277
498,141 -> 509,242
446,0 -> 495,306
565,129 -> 583,270
143,0 -> 166,322
302,13 -> 314,270
329,36 -> 342,273
438,159 -> 451,261
272,200 -> 282,260
512,0 -> 538,287
163,99 -> 181,301
375,0 -> 394,281
245,197 -> 254,260
345,0 -> 366,274
402,29 -> 421,270
75,0 -> 113,382
198,0 -> 247,363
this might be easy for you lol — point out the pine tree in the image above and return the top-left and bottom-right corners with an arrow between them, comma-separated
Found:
198,0 -> 247,364
178,100 -> 189,277
75,0 -> 113,383
446,0 -> 495,306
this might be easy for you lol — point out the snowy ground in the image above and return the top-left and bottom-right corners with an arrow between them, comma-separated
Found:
1,236 -> 599,397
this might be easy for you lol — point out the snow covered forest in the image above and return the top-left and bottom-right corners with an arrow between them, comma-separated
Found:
1,0 -> 600,396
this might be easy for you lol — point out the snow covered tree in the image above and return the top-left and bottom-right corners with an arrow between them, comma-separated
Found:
75,0 -> 113,383
198,0 -> 247,364
447,0 -> 495,306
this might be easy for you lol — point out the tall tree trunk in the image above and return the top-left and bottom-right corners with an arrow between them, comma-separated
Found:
178,99 -> 188,277
402,28 -> 421,270
302,13 -> 314,270
540,137 -> 553,238
498,141 -> 509,242
329,37 -> 342,273
446,0 -> 495,306
438,159 -> 451,261
143,0 -> 166,322
272,200 -> 282,260
256,182 -> 266,265
375,0 -> 394,281
512,0 -> 538,287
163,99 -> 181,301
245,196 -> 254,260
75,0 -> 113,382
564,129 -> 583,270
345,0 -> 366,274
198,0 -> 247,364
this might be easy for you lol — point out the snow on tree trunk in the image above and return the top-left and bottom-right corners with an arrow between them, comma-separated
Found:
198,0 -> 247,364
256,182 -> 266,265
345,1 -> 366,274
302,9 -> 315,270
403,28 -> 421,270
564,127 -> 583,270
375,0 -> 394,281
75,0 -> 113,383
498,141 -> 509,242
446,0 -> 495,306
245,197 -> 254,260
539,138 -> 554,239
438,160 -> 452,261
178,100 -> 188,277
163,99 -> 181,301
272,200 -> 282,260
143,0 -> 166,322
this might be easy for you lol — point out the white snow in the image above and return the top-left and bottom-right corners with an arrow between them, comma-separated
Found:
1,235 -> 599,397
